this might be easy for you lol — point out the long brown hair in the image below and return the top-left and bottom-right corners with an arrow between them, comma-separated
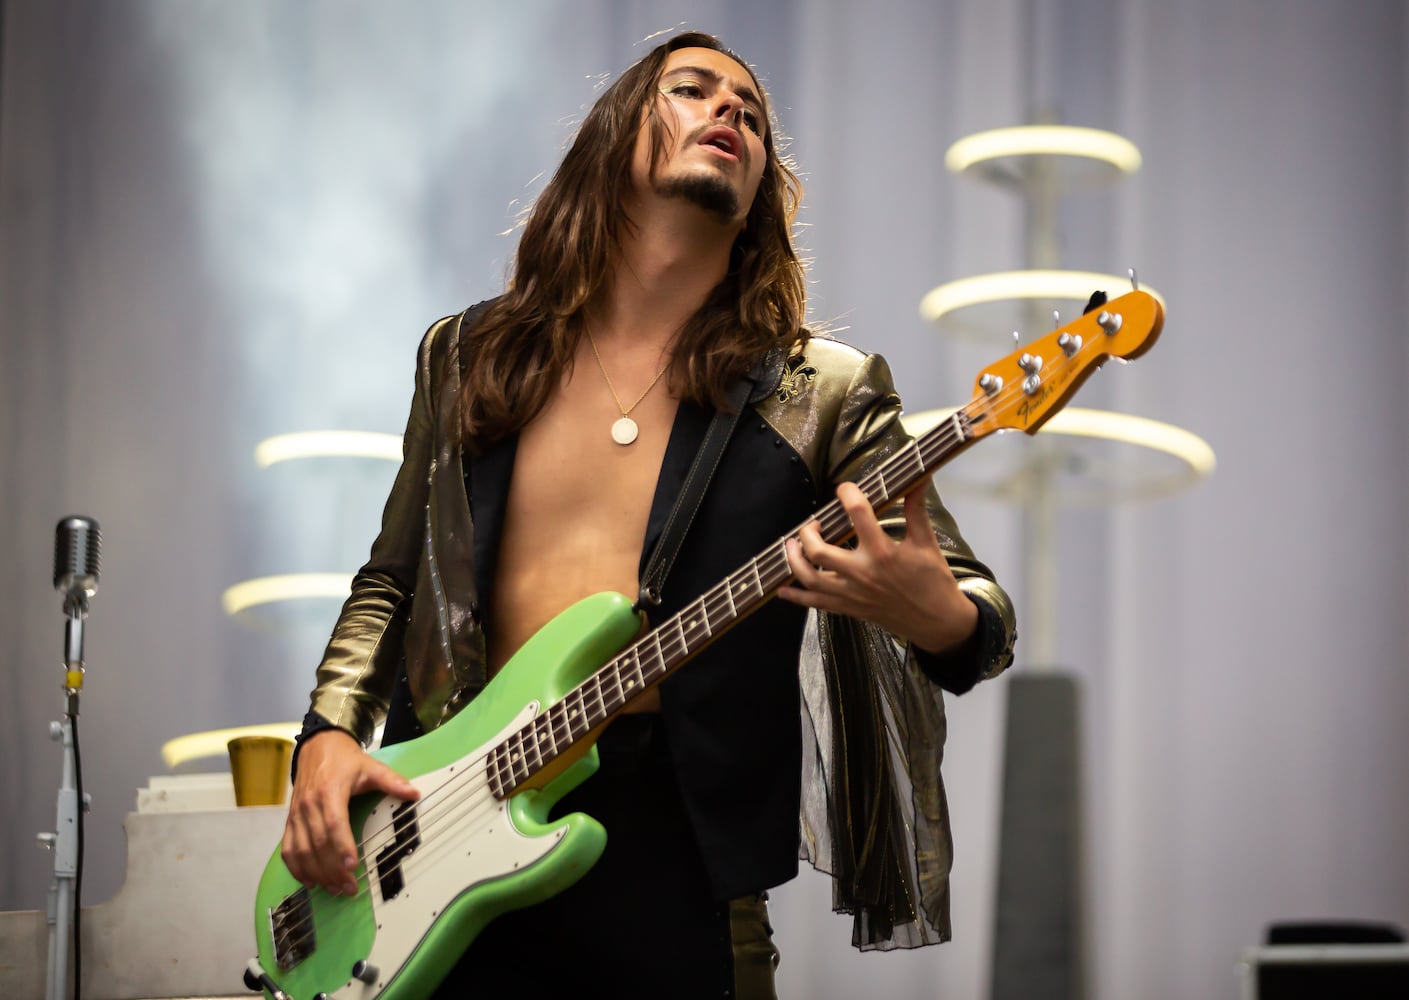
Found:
458,31 -> 806,451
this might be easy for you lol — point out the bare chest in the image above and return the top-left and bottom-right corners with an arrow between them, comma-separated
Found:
487,368 -> 678,670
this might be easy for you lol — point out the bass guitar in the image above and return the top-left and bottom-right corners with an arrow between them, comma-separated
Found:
244,287 -> 1164,999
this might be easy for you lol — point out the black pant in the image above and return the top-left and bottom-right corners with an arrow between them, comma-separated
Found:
429,714 -> 777,998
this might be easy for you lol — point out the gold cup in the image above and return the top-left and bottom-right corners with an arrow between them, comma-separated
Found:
227,735 -> 294,807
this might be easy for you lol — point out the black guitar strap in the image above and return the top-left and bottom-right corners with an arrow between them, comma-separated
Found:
634,372 -> 756,613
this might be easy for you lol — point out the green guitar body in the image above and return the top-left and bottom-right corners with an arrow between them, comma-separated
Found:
250,592 -> 643,999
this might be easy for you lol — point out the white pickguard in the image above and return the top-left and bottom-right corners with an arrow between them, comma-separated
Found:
332,702 -> 567,997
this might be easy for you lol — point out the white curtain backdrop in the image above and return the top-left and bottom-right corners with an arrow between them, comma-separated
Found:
2,2 -> 1405,998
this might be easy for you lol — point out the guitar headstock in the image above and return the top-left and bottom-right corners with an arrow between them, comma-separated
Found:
964,288 -> 1163,438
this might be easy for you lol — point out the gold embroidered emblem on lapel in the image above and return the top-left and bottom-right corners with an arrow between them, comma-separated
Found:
776,355 -> 818,402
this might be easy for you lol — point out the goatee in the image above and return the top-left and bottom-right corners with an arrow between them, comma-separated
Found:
657,172 -> 739,224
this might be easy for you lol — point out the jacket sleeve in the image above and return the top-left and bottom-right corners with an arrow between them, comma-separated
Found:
825,351 -> 1017,693
304,318 -> 455,746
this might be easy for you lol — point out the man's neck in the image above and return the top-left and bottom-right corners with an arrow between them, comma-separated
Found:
591,198 -> 739,349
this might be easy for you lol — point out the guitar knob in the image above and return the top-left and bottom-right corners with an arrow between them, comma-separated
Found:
979,373 -> 1003,396
1097,310 -> 1123,335
1057,332 -> 1082,357
352,960 -> 380,985
1018,353 -> 1043,374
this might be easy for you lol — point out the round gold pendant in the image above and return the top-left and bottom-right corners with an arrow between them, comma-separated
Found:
611,416 -> 639,445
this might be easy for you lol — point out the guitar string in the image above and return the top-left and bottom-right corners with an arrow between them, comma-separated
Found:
337,542 -> 799,866
270,554 -> 801,955
271,354 -> 1025,948
271,439 -> 954,958
269,574 -> 789,958
273,638 -> 721,957
277,574 -> 759,937
269,756 -> 503,955
268,548 -> 808,959
273,592 -> 758,956
274,669 -> 675,950
269,709 -> 644,959
267,545 -> 852,956
268,322 -> 1121,958
336,322 -> 1062,856
457,325 -> 1116,805
269,337 -> 1077,959
275,691 -> 655,956
358,311 -> 1118,860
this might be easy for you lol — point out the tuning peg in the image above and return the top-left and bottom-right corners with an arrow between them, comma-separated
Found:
1052,310 -> 1061,330
1018,352 -> 1044,396
979,373 -> 1004,396
1011,330 -> 1021,347
1096,310 -> 1123,335
1057,332 -> 1082,357
1128,267 -> 1140,290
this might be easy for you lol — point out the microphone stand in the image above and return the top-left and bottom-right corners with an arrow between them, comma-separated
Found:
39,595 -> 90,1000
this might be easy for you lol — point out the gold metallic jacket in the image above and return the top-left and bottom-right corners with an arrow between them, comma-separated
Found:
308,305 -> 1016,949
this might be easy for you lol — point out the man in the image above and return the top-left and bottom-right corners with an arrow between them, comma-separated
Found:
281,30 -> 1015,999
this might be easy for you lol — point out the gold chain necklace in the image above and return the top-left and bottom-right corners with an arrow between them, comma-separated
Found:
585,328 -> 671,446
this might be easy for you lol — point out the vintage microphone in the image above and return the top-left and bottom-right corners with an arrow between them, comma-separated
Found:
55,516 -> 102,593
55,515 -> 101,662
42,516 -> 101,1000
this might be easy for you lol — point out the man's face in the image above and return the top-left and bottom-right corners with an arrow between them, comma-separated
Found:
632,46 -> 769,229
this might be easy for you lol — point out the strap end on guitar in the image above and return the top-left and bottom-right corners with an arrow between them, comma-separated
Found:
633,586 -> 662,614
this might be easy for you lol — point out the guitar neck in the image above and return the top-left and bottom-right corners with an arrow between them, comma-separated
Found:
486,409 -> 979,797
484,286 -> 1163,799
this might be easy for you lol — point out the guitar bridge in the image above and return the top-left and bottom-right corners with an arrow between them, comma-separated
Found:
269,887 -> 314,972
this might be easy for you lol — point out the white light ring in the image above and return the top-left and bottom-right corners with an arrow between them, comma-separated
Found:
255,431 -> 402,468
160,722 -> 301,769
901,405 -> 1215,503
919,270 -> 1167,323
222,572 -> 354,616
161,721 -> 386,768
945,125 -> 1142,175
